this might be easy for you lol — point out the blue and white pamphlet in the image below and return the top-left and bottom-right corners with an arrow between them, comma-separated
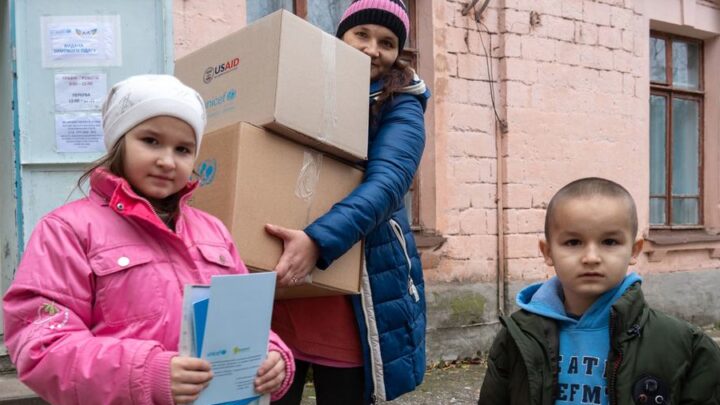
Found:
179,272 -> 276,405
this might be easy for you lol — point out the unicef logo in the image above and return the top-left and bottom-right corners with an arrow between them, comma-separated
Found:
207,349 -> 227,358
205,88 -> 238,109
197,159 -> 217,187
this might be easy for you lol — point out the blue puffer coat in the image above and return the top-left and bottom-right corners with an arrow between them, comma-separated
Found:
305,77 -> 430,402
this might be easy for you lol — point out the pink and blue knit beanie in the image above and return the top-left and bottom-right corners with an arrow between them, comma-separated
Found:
336,0 -> 410,50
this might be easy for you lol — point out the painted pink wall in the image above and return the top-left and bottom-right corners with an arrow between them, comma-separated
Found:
422,0 -> 720,285
173,0 -> 246,59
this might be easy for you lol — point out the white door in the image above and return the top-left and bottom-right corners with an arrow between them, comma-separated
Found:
0,0 -> 173,335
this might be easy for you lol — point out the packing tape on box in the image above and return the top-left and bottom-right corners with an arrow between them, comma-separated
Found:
296,151 -> 323,202
321,34 -> 338,141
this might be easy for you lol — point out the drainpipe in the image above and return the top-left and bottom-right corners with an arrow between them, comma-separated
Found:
464,0 -> 509,317
496,123 -> 506,317
495,0 -> 510,318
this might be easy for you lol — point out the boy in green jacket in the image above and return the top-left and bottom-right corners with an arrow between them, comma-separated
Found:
478,177 -> 720,405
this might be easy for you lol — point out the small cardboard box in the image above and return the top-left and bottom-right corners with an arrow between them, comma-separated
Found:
191,122 -> 363,299
175,9 -> 370,163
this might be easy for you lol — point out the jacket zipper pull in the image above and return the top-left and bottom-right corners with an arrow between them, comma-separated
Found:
409,277 -> 420,302
627,324 -> 641,337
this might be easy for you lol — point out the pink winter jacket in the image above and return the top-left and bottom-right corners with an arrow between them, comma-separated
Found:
3,168 -> 294,405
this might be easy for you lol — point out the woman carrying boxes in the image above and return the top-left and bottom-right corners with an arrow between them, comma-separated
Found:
265,1 -> 430,403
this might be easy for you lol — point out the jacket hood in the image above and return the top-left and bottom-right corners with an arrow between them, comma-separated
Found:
370,71 -> 430,111
517,272 -> 642,328
90,167 -> 198,204
90,167 -> 199,232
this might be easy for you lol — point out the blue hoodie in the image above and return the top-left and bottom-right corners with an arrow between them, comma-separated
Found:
516,273 -> 643,405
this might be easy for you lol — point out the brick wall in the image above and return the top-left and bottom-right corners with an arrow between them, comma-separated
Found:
424,1 -> 501,284
425,0 -> 658,286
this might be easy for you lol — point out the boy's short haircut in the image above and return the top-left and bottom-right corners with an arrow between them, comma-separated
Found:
544,177 -> 638,239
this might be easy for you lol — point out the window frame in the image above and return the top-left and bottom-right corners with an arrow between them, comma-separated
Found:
401,0 -> 421,228
649,31 -> 705,229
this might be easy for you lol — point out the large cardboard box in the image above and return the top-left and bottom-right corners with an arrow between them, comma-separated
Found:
175,9 -> 370,163
191,122 -> 364,299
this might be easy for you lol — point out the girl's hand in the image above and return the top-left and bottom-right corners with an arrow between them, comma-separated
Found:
254,351 -> 286,394
265,224 -> 320,287
170,356 -> 213,404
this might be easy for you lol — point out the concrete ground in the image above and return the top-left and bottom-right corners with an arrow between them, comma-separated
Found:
0,364 -> 487,405
299,362 -> 487,405
0,373 -> 49,405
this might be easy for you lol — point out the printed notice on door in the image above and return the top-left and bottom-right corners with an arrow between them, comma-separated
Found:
55,113 -> 104,153
55,73 -> 107,112
41,15 -> 122,68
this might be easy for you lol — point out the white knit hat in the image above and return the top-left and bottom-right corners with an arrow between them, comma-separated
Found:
101,74 -> 207,156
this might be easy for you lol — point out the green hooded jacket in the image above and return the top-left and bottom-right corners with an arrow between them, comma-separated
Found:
478,283 -> 720,404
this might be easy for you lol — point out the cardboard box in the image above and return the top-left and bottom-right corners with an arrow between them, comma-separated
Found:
175,9 -> 370,163
191,122 -> 364,299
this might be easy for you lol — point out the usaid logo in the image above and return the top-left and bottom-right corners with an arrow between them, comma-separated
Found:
203,57 -> 241,83
203,67 -> 214,84
197,159 -> 217,187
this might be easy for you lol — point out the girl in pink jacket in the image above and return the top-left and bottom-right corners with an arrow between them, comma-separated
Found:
2,74 -> 295,405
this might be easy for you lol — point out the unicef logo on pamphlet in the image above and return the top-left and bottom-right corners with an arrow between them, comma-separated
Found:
197,159 -> 217,187
207,349 -> 227,358
226,89 -> 236,101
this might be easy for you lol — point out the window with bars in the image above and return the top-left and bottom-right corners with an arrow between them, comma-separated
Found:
247,0 -> 349,35
248,0 -> 423,228
649,32 -> 704,227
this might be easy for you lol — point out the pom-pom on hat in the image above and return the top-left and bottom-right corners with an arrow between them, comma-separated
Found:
101,74 -> 207,156
336,0 -> 410,50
